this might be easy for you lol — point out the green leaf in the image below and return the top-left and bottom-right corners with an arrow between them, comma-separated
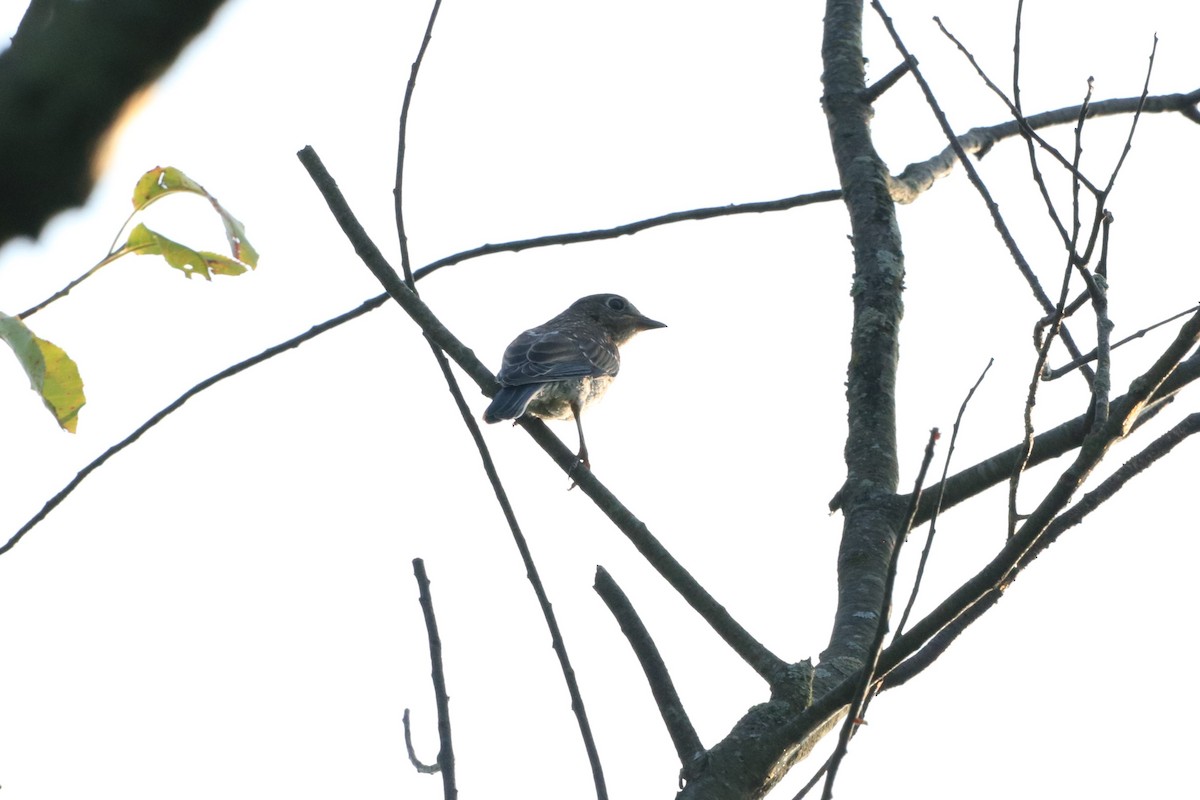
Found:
0,313 -> 86,432
131,166 -> 206,209
125,224 -> 255,280
129,167 -> 259,269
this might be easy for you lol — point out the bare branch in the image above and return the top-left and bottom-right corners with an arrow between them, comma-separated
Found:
872,2 -> 1095,386
412,190 -> 842,282
402,709 -> 441,774
896,359 -> 992,638
934,14 -> 1100,203
594,567 -> 704,776
818,0 -> 905,690
0,294 -> 388,557
886,412 -> 1200,690
860,59 -> 912,104
1045,303 -> 1200,380
1101,36 -> 1158,199
412,559 -> 458,799
425,342 -> 610,799
888,88 -> 1200,205
908,342 -> 1200,525
299,145 -> 788,685
394,0 -> 443,285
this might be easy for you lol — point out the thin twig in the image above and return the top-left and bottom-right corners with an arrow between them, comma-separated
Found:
427,342 -> 609,800
391,7 -> 606,792
411,190 -> 842,282
1101,36 -> 1157,199
1044,303 -> 1200,380
402,708 -> 441,774
394,0 -> 442,285
1008,79 -> 1096,536
0,294 -> 388,556
871,1 -> 1094,384
895,359 -> 992,638
935,14 -> 1100,201
905,346 -> 1200,524
412,558 -> 458,800
885,411 -> 1200,690
791,753 -> 833,800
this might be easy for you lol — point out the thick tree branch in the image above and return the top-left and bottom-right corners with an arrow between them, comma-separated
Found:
888,87 -> 1200,205
0,0 -> 230,245
817,0 -> 906,689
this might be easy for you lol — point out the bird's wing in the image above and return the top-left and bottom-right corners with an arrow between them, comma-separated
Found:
497,327 -> 619,386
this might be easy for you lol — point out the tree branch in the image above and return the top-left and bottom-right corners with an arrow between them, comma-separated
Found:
0,0 -> 231,245
594,567 -> 704,778
411,558 -> 458,799
297,146 -> 788,686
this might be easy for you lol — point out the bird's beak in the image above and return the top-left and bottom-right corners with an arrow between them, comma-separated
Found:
636,315 -> 667,331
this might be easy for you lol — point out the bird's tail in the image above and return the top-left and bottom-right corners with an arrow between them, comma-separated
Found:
483,385 -> 542,423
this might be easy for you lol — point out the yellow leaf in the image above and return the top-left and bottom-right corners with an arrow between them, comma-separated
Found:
0,313 -> 86,432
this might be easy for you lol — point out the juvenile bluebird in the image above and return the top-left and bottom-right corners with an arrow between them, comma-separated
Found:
483,293 -> 666,471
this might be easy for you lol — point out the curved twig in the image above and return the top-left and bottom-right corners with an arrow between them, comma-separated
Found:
402,708 -> 441,774
412,559 -> 458,799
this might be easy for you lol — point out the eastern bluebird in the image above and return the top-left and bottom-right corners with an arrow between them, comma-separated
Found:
483,293 -> 666,470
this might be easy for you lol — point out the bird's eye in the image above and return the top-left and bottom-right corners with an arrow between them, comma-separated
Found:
606,296 -> 626,311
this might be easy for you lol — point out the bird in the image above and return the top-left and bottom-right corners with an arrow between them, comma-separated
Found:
483,293 -> 666,472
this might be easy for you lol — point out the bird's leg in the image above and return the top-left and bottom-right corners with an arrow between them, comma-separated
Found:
566,402 -> 590,490
572,401 -> 590,471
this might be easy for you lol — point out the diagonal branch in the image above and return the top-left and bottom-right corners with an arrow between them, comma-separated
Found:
906,343 -> 1200,525
594,567 -> 704,776
297,146 -> 788,685
0,294 -> 388,557
885,411 -> 1200,690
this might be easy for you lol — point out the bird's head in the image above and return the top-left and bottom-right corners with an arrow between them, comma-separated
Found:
570,293 -> 666,343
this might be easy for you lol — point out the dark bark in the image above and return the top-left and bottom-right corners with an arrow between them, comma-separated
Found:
0,0 -> 230,245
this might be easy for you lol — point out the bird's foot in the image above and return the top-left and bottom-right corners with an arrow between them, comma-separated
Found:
567,455 -> 590,490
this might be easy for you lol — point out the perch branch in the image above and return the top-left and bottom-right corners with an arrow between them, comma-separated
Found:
298,146 -> 788,685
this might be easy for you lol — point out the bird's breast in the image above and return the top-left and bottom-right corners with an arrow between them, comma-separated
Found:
524,375 -> 615,420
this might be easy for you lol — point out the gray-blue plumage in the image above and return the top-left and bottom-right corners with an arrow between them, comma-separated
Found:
483,293 -> 665,468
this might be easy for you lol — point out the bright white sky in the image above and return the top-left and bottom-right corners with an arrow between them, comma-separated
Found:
1,2 -> 1197,798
